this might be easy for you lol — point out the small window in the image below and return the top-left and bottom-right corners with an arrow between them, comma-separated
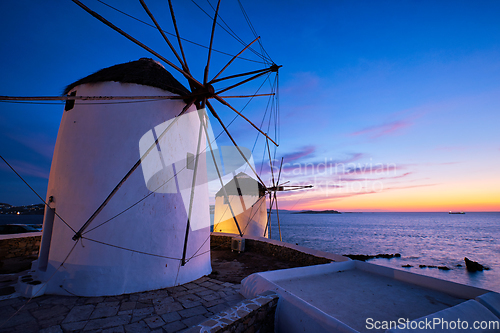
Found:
186,152 -> 195,170
65,91 -> 76,111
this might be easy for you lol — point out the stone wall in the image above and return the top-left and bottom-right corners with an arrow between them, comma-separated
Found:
1,233 -> 333,264
186,291 -> 279,333
0,234 -> 41,260
211,234 -> 332,266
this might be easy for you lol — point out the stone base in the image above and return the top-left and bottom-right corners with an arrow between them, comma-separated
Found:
16,273 -> 46,298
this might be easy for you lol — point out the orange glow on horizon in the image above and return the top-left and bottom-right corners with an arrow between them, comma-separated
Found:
276,181 -> 500,212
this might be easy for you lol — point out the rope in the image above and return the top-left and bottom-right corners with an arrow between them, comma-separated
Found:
240,195 -> 266,235
96,0 -> 264,64
0,99 -> 185,106
82,163 -> 188,235
214,73 -> 272,142
80,236 -> 182,260
0,154 -> 76,233
185,233 -> 211,263
237,0 -> 273,65
192,0 -> 269,62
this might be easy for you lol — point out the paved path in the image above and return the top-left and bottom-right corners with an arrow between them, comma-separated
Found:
0,276 -> 244,333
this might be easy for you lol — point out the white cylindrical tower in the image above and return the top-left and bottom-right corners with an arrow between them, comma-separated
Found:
213,172 -> 268,238
24,59 -> 211,296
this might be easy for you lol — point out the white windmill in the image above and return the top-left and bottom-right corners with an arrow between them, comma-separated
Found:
2,0 -> 281,297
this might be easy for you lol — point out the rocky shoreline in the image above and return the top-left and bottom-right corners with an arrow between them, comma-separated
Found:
343,253 -> 490,273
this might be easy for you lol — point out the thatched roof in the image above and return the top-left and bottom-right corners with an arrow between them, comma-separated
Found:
216,172 -> 266,198
63,58 -> 190,96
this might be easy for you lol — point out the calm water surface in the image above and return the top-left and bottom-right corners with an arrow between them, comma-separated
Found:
268,212 -> 500,293
0,215 -> 43,225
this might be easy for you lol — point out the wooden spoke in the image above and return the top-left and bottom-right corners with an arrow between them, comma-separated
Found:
276,185 -> 313,191
213,95 -> 278,147
0,95 -> 184,101
139,0 -> 188,74
266,138 -> 276,187
264,192 -> 274,238
204,0 -> 221,85
168,0 -> 191,78
275,157 -> 283,241
206,100 -> 267,188
219,93 -> 274,98
71,0 -> 202,89
198,110 -> 243,237
181,117 -> 205,266
274,190 -> 282,241
276,157 -> 284,186
211,67 -> 270,84
180,92 -> 274,102
215,69 -> 274,95
211,36 -> 260,82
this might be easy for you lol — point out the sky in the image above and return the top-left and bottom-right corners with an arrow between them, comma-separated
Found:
0,0 -> 499,212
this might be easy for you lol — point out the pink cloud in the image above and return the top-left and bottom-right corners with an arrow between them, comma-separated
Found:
351,119 -> 412,139
6,132 -> 55,160
345,163 -> 399,175
282,145 -> 316,163
260,151 -> 366,177
0,159 -> 49,179
275,182 -> 438,210
342,172 -> 412,182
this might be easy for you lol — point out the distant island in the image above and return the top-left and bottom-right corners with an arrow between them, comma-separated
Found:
292,210 -> 341,214
0,203 -> 45,215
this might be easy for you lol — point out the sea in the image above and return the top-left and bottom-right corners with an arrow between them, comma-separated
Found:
267,211 -> 500,293
2,212 -> 499,293
0,214 -> 43,225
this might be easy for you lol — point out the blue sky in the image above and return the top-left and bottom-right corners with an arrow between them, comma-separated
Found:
1,1 -> 499,211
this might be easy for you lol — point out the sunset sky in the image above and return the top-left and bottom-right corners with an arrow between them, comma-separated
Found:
1,1 -> 499,212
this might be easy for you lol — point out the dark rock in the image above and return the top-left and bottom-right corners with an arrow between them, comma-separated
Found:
401,264 -> 413,268
344,254 -> 372,261
419,265 -> 427,268
344,253 -> 401,261
438,266 -> 450,270
464,257 -> 487,272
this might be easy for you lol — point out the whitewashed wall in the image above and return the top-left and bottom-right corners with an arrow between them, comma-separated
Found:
35,81 -> 211,296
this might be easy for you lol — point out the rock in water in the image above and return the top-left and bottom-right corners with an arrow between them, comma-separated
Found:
464,257 -> 484,272
344,253 -> 401,261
